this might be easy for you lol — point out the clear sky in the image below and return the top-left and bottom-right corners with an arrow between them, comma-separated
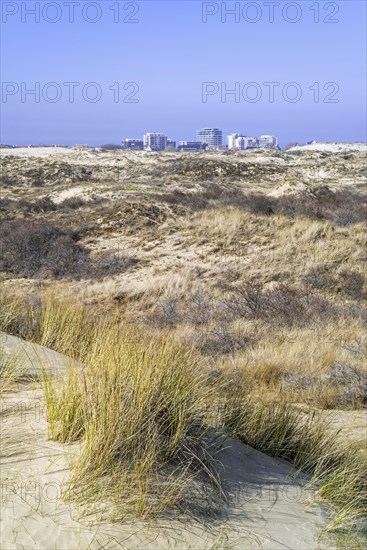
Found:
1,0 -> 366,146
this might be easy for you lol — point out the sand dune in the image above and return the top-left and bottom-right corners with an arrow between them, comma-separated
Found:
0,332 -> 332,549
288,142 -> 367,153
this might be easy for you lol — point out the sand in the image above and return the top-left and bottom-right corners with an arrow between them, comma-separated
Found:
0,332 -> 333,549
288,142 -> 367,153
0,148 -> 74,158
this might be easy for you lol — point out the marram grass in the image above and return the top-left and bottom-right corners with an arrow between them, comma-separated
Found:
1,288 -> 366,536
42,318 -> 223,518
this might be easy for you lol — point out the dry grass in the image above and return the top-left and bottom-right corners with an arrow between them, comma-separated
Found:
0,290 -> 98,358
12,294 -> 224,519
0,346 -> 25,395
179,208 -> 366,283
1,289 -> 366,538
234,320 -> 366,408
149,281 -> 366,409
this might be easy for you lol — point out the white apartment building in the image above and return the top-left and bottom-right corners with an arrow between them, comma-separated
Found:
227,133 -> 278,150
197,128 -> 222,146
227,133 -> 239,149
236,136 -> 248,149
227,134 -> 256,150
143,133 -> 168,151
258,135 -> 278,148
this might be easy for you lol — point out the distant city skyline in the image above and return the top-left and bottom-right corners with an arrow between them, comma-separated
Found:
120,128 -> 280,151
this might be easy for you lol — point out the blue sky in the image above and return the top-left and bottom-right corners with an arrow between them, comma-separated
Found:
1,0 -> 366,146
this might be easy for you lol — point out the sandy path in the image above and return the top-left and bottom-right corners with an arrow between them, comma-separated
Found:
0,333 -> 332,549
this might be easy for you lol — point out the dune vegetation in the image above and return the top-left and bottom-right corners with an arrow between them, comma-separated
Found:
0,290 -> 366,542
1,147 -> 366,545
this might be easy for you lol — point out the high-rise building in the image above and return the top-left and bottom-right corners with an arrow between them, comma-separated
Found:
143,133 -> 168,151
227,134 -> 255,150
227,133 -> 239,149
197,128 -> 222,146
235,136 -> 247,150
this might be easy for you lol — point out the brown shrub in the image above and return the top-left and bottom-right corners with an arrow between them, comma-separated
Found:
0,197 -> 57,213
58,196 -> 87,210
158,185 -> 366,226
224,281 -> 339,327
0,219 -> 138,279
337,269 -> 367,300
302,266 -> 334,290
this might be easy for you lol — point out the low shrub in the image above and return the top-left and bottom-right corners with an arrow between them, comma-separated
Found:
303,267 -> 367,301
58,196 -> 87,209
302,266 -> 334,290
224,281 -> 337,327
0,219 -> 86,277
337,269 -> 367,300
0,197 -> 57,213
0,219 -> 138,279
158,186 -> 366,226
